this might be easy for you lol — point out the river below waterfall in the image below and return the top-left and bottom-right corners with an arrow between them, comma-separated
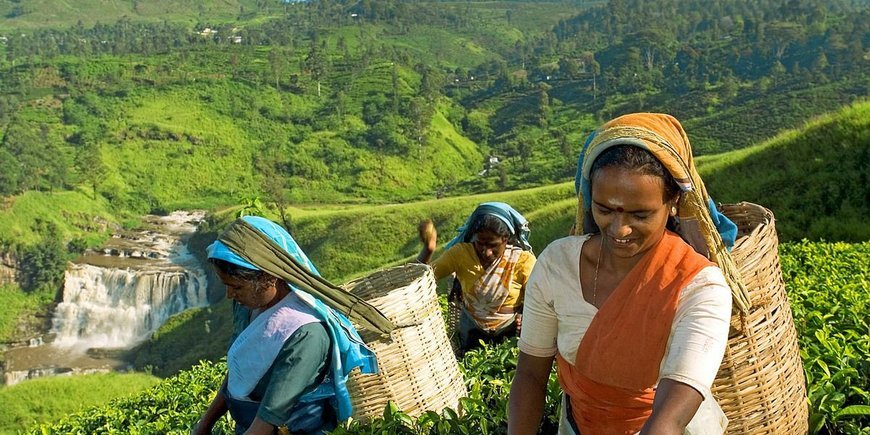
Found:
2,211 -> 211,386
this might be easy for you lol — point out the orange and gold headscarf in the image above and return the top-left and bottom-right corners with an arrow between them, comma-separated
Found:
573,113 -> 749,313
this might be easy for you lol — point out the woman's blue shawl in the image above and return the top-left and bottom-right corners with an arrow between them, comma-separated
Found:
207,215 -> 376,422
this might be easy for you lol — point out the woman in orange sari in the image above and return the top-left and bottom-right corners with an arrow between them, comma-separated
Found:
508,113 -> 737,434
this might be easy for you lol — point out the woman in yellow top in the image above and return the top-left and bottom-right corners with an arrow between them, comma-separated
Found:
417,202 -> 536,354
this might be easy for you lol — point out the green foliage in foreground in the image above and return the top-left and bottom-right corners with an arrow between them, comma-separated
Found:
0,372 -> 160,434
24,362 -> 229,435
781,241 -> 870,434
29,241 -> 870,434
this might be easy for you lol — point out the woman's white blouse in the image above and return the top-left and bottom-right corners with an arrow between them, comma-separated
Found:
519,235 -> 732,434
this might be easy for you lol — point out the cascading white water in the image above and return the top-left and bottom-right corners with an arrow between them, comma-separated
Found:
50,211 -> 209,351
52,263 -> 207,349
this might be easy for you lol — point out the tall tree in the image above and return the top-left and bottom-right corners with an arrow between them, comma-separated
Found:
74,141 -> 107,200
268,47 -> 286,90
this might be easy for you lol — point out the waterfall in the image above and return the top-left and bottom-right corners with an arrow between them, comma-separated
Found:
50,211 -> 209,351
52,263 -> 207,349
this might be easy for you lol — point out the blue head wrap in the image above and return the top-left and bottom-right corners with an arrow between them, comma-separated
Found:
444,202 -> 532,251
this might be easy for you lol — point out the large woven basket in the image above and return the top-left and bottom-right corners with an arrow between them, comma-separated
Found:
713,202 -> 808,433
341,263 -> 467,421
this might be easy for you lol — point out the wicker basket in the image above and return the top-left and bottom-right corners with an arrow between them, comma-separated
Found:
341,263 -> 467,421
713,202 -> 808,434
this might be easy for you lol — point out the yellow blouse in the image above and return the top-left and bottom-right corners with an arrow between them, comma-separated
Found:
430,243 -> 536,309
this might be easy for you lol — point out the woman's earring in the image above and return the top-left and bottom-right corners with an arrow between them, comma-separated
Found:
671,206 -> 677,216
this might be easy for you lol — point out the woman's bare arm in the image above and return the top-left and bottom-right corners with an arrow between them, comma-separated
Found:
640,378 -> 704,435
508,351 -> 555,435
191,377 -> 229,435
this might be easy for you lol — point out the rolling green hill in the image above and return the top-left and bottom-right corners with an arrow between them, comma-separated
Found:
1,0 -> 866,217
0,0 -> 265,30
701,100 -> 870,242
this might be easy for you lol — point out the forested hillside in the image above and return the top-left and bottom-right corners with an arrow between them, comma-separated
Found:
0,0 -> 866,218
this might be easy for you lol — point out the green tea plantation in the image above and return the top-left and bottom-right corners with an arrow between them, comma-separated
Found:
29,241 -> 869,434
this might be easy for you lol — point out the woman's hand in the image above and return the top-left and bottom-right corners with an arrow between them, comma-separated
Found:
190,416 -> 213,435
192,377 -> 229,435
243,417 -> 277,435
418,219 -> 437,248
416,219 -> 437,263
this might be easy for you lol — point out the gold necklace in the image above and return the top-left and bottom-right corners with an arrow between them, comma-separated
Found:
592,237 -> 603,306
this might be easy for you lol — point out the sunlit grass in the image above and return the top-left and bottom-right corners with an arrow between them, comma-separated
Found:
0,372 -> 161,434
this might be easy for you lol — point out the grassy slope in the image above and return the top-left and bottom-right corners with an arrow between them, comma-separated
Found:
296,101 -> 870,281
102,84 -> 484,207
700,100 -> 870,242
0,372 -> 160,434
291,182 -> 574,281
682,78 -> 870,155
0,190 -> 115,247
0,284 -> 53,343
104,85 -> 260,210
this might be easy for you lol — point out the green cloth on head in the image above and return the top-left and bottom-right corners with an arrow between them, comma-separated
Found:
217,218 -> 395,337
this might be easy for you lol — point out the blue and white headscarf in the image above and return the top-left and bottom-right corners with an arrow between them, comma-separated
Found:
445,202 -> 533,252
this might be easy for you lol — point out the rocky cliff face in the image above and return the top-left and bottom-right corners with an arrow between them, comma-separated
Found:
0,251 -> 18,286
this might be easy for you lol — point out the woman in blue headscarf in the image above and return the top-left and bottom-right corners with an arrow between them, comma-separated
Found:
192,216 -> 392,435
417,202 -> 536,354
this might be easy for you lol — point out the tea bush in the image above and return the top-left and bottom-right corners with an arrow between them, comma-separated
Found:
29,361 -> 233,435
780,241 -> 870,434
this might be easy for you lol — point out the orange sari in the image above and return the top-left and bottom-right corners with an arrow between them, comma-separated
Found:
556,231 -> 712,434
